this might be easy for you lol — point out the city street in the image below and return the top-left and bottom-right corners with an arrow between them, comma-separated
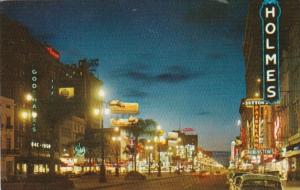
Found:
1,1 -> 300,190
72,174 -> 228,190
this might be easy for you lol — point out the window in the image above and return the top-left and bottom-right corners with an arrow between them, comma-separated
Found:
7,138 -> 11,149
6,116 -> 12,128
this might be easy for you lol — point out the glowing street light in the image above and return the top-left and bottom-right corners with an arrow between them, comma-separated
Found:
99,89 -> 105,98
25,93 -> 33,102
104,108 -> 110,115
156,125 -> 161,131
257,78 -> 261,83
21,111 -> 29,120
237,119 -> 241,127
94,108 -> 101,116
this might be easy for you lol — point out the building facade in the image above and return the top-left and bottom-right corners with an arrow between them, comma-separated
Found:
238,0 -> 300,178
0,96 -> 16,181
0,15 -> 104,175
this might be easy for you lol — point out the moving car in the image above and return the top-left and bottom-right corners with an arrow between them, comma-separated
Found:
232,174 -> 283,190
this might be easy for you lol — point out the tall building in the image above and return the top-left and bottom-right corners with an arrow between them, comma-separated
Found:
0,15 -> 104,175
240,0 -> 300,177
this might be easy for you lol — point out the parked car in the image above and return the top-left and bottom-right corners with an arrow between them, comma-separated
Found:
228,172 -> 248,190
232,174 -> 283,190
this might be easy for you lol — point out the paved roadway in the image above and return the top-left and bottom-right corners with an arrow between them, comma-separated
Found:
92,175 -> 228,190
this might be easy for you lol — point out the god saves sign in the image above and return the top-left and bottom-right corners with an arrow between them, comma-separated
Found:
260,0 -> 281,104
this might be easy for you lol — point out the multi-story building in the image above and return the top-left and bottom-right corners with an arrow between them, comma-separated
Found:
0,15 -> 103,175
0,96 -> 17,181
240,0 -> 300,178
59,116 -> 86,173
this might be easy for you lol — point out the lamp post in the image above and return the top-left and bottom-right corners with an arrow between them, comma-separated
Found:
156,125 -> 162,177
21,93 -> 34,175
112,136 -> 121,177
177,137 -> 182,174
145,145 -> 153,175
95,89 -> 110,182
168,147 -> 173,174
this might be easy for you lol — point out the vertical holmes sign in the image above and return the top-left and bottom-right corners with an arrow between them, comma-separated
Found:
260,0 -> 281,104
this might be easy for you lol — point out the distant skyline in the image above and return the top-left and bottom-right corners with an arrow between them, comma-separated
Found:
1,0 -> 248,151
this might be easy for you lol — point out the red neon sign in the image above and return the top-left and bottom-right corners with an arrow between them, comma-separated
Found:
46,47 -> 60,60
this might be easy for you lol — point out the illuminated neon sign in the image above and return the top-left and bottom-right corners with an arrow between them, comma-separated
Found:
74,143 -> 86,157
46,47 -> 60,60
32,68 -> 38,132
260,0 -> 281,104
253,105 -> 260,148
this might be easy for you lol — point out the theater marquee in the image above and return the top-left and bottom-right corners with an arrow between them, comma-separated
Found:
260,0 -> 281,104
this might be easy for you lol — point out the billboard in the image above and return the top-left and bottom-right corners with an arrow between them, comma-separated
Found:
110,117 -> 138,127
109,100 -> 139,114
181,128 -> 196,135
168,132 -> 178,140
59,87 -> 75,98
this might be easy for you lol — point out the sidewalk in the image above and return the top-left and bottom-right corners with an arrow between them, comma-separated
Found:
71,173 -> 183,190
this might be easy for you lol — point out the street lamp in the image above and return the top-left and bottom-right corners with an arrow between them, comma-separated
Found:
94,89 -> 110,182
176,137 -> 182,174
112,136 -> 121,177
25,93 -> 33,102
156,125 -> 163,177
168,147 -> 173,173
21,93 -> 34,175
145,145 -> 153,175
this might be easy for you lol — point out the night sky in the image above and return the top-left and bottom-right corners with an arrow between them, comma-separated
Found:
1,0 -> 248,151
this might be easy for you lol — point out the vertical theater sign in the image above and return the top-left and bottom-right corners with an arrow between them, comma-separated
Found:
260,0 -> 281,104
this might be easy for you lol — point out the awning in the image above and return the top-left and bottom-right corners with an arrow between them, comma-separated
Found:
16,156 -> 62,164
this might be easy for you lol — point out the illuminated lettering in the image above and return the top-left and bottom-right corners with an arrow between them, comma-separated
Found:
265,23 -> 276,34
260,0 -> 281,104
267,86 -> 276,98
266,38 -> 275,49
266,54 -> 277,65
266,70 -> 276,81
265,6 -> 275,18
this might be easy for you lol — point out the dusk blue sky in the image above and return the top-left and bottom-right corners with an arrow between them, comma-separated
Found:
1,0 -> 248,151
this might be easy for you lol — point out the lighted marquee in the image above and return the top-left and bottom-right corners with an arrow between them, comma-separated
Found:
248,149 -> 273,156
242,98 -> 270,108
260,0 -> 281,104
242,98 -> 270,149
